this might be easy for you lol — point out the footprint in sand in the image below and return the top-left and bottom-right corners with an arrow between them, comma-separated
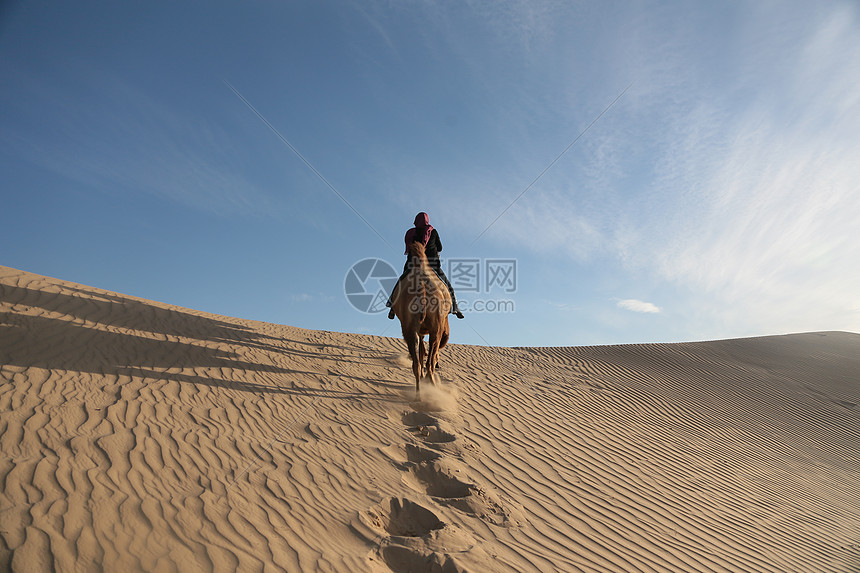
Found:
402,411 -> 458,445
359,402 -> 521,571
401,411 -> 438,427
360,497 -> 444,538
376,542 -> 478,573
404,443 -> 441,464
359,498 -> 484,573
406,460 -> 472,498
399,411 -> 523,527
404,459 -> 523,527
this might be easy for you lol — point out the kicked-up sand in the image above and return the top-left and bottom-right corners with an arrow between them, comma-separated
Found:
1,265 -> 859,572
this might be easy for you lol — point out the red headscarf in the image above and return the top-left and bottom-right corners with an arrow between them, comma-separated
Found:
404,212 -> 433,254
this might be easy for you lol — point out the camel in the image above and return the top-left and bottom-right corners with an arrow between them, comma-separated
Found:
389,241 -> 451,394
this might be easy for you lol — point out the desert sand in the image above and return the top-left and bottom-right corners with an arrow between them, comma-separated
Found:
1,264 -> 858,572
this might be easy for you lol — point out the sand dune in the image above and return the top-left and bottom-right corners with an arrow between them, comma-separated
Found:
1,265 -> 858,572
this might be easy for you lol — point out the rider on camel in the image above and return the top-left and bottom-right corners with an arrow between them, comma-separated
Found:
387,212 -> 464,320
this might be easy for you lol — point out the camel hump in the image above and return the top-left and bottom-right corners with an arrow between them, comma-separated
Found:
408,241 -> 427,259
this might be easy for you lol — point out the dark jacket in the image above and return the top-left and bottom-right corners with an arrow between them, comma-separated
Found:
404,212 -> 443,265
424,229 -> 442,263
402,230 -> 442,274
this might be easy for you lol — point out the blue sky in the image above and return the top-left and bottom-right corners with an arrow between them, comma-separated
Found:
2,0 -> 859,347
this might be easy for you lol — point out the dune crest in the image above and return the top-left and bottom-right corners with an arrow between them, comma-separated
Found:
1,265 -> 859,572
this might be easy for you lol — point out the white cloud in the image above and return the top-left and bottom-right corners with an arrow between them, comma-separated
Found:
617,299 -> 661,314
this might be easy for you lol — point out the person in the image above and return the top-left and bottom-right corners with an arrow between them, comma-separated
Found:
387,212 -> 464,319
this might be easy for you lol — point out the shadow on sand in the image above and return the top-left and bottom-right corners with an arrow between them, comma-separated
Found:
0,282 -> 401,398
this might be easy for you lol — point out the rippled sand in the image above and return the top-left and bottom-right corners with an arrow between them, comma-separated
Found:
2,265 -> 858,572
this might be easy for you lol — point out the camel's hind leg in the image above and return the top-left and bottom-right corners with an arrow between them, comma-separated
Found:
434,330 -> 449,370
404,331 -> 422,393
426,333 -> 441,387
418,337 -> 427,379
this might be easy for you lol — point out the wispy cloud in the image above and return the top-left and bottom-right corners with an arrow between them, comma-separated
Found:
543,299 -> 580,311
642,4 -> 860,333
617,299 -> 660,314
291,292 -> 338,304
440,2 -> 860,335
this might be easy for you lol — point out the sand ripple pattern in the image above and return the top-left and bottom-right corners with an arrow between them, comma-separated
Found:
439,339 -> 860,572
2,265 -> 859,572
1,267 -> 409,571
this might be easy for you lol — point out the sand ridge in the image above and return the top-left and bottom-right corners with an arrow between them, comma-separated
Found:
1,265 -> 859,572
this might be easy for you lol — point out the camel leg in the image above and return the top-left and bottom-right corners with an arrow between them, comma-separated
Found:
418,337 -> 427,379
435,330 -> 449,370
426,333 -> 440,387
405,331 -> 422,394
